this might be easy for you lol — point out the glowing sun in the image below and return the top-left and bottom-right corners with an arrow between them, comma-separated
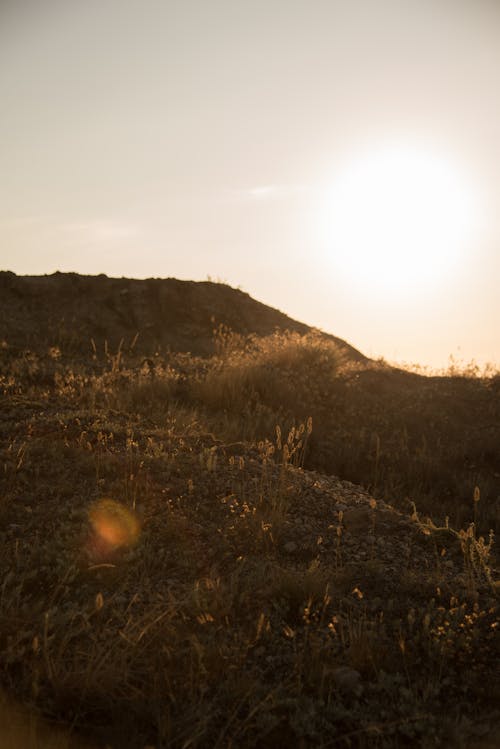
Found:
322,145 -> 477,298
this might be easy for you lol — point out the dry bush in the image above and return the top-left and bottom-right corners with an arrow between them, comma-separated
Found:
193,333 -> 343,430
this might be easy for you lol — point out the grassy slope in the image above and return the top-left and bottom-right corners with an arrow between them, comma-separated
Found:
0,278 -> 499,748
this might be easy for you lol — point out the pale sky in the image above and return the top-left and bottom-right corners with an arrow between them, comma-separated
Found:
1,0 -> 499,369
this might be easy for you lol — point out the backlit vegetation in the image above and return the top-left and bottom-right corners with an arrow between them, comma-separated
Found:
0,328 -> 498,747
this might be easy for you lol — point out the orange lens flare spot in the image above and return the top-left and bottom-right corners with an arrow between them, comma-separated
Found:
89,499 -> 140,551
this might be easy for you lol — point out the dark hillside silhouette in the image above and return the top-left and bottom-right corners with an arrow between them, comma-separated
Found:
0,271 -> 367,361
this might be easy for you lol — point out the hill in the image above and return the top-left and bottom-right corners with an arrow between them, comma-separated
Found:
0,271 -> 498,748
0,271 -> 366,361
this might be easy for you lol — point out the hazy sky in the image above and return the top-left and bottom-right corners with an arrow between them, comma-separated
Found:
1,0 -> 499,368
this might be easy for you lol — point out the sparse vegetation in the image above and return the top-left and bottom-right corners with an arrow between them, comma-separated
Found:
0,277 -> 499,748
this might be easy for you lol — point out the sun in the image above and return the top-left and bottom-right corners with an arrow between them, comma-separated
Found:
320,145 -> 477,299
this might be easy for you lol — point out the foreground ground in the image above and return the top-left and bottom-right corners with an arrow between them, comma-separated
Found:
0,332 -> 498,748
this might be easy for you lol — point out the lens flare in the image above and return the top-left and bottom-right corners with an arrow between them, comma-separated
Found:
87,499 -> 140,560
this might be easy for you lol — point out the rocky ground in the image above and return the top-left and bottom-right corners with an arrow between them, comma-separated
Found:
0,393 -> 498,748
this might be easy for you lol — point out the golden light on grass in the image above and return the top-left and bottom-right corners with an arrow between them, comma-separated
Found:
87,498 -> 140,559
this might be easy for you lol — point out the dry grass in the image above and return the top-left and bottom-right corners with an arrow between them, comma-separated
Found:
0,331 -> 498,748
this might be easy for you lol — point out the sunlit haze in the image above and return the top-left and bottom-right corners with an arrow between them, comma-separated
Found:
319,145 -> 479,297
1,0 -> 499,369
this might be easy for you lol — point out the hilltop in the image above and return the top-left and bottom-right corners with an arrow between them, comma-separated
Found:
0,271 -> 366,361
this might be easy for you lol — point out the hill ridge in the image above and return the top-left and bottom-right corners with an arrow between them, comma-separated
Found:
0,271 -> 367,361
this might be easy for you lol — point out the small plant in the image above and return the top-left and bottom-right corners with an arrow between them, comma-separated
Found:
412,491 -> 497,595
458,523 -> 496,593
